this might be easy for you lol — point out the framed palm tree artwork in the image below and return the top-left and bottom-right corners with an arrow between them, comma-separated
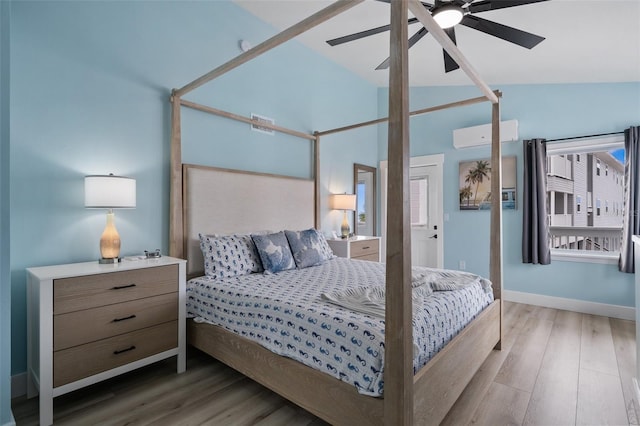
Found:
459,156 -> 517,210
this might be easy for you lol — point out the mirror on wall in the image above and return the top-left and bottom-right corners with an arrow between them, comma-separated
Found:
353,163 -> 377,236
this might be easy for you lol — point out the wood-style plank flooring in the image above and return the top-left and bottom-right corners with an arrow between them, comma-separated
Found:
12,302 -> 637,425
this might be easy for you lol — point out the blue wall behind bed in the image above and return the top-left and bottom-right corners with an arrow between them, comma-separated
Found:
377,82 -> 640,308
9,0 -> 377,382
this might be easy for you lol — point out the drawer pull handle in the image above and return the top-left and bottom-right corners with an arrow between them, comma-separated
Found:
113,345 -> 136,355
111,283 -> 136,290
361,246 -> 370,250
112,314 -> 137,322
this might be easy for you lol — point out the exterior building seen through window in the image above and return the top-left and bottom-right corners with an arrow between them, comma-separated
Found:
546,136 -> 625,260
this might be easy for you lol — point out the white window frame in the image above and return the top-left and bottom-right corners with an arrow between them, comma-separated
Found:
546,134 -> 624,264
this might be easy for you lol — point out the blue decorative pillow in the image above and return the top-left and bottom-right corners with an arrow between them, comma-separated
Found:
251,231 -> 296,274
199,234 -> 263,279
285,229 -> 335,269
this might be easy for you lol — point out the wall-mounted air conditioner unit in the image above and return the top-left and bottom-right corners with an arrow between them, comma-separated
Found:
453,119 -> 518,149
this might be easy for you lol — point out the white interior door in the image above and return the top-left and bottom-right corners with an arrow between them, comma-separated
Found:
380,154 -> 444,268
410,165 -> 440,268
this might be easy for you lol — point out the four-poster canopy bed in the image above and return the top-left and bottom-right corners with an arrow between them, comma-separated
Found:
169,1 -> 504,425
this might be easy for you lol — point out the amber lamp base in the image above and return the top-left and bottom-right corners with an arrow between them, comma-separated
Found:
99,211 -> 121,263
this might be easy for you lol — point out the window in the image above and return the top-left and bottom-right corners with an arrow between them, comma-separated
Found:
410,177 -> 428,226
546,134 -> 625,262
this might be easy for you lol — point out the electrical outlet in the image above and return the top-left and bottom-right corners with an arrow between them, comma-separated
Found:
459,260 -> 466,270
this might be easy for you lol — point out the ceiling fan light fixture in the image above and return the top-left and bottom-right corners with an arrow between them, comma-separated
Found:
432,4 -> 464,29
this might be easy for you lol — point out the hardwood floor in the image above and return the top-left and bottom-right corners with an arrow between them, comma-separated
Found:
12,302 -> 637,425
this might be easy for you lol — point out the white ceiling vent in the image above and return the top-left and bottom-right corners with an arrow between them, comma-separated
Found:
453,119 -> 518,149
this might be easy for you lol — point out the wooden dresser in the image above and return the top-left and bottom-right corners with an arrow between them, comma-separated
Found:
26,256 -> 186,426
327,235 -> 381,262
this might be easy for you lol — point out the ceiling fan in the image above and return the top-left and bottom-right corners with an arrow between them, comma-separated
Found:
326,0 -> 548,73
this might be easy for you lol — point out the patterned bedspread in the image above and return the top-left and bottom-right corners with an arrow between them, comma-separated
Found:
186,258 -> 493,396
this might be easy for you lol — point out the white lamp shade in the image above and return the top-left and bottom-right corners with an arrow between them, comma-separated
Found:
330,193 -> 356,211
85,174 -> 136,208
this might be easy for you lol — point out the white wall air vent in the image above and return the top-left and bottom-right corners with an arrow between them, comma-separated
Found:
453,119 -> 518,149
250,113 -> 275,136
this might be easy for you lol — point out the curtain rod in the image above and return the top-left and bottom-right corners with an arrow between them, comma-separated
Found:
546,131 -> 624,143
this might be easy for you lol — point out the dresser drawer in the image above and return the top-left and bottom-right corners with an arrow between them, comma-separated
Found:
53,320 -> 178,387
54,292 -> 178,351
54,264 -> 178,314
350,239 -> 379,258
353,253 -> 380,262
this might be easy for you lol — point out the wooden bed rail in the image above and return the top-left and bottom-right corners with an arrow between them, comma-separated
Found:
316,91 -> 502,136
180,99 -> 317,141
174,0 -> 363,98
408,0 -> 498,104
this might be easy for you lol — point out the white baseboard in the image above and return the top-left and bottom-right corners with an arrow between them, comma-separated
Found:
503,290 -> 635,321
11,372 -> 26,399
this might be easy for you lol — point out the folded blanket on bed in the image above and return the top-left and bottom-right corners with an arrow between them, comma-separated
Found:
321,269 -> 432,319
321,267 -> 492,319
428,270 -> 493,294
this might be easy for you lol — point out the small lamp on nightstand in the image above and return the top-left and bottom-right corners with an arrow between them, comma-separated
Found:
85,174 -> 136,263
330,193 -> 356,239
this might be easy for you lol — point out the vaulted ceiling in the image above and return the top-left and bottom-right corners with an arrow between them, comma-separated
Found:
236,0 -> 640,87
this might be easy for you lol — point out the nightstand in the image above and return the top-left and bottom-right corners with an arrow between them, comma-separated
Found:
26,256 -> 187,426
327,235 -> 381,262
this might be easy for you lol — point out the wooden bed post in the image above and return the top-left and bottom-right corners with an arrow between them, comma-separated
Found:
170,90 -> 183,259
384,0 -> 413,425
314,132 -> 320,230
489,99 -> 503,349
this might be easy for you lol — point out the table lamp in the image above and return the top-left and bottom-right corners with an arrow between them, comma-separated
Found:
330,193 -> 356,239
84,174 -> 136,263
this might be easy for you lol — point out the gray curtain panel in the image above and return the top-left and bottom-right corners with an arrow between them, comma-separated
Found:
618,126 -> 640,273
522,139 -> 551,264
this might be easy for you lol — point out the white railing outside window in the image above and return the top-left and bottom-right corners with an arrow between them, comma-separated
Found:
549,225 -> 622,263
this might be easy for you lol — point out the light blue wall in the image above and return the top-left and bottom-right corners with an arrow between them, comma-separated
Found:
378,83 -> 640,306
10,0 -> 377,377
1,1 -> 13,423
8,0 -> 639,393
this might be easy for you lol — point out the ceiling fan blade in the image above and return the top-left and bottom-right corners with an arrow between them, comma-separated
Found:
461,15 -> 545,49
327,17 -> 420,46
468,0 -> 549,14
376,26 -> 429,70
443,28 -> 460,73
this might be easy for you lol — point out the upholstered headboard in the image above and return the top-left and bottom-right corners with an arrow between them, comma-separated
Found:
183,164 -> 315,277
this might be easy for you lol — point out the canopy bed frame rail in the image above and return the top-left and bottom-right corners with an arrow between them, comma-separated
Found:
170,0 -> 504,424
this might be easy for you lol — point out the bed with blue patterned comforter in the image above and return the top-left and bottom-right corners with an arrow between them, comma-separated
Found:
186,257 -> 493,397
